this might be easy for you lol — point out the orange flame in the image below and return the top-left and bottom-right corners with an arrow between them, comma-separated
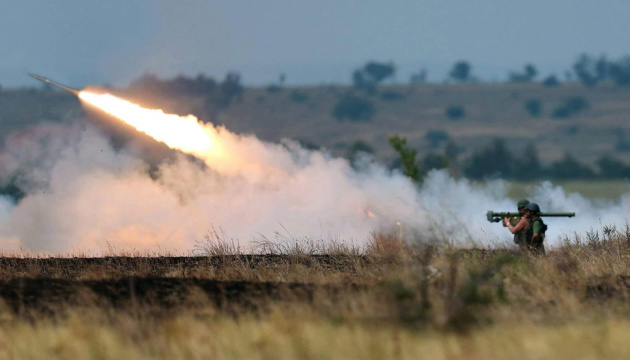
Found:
78,91 -> 216,157
367,210 -> 376,218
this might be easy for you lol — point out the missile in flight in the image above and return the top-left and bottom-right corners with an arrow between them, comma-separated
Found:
28,73 -> 79,95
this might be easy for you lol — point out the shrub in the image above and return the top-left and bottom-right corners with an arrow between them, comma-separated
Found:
424,130 -> 450,148
449,61 -> 471,82
332,93 -> 376,122
345,140 -> 375,162
352,61 -> 396,94
524,99 -> 542,117
542,75 -> 560,87
548,153 -> 595,179
388,135 -> 420,183
552,97 -> 589,119
445,105 -> 465,120
463,138 -> 514,179
596,154 -> 630,179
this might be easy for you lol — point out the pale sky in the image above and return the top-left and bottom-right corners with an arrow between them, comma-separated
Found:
1,0 -> 629,87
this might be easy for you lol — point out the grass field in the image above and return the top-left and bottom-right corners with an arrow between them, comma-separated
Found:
0,231 -> 629,359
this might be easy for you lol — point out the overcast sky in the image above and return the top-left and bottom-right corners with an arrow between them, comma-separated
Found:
1,0 -> 629,87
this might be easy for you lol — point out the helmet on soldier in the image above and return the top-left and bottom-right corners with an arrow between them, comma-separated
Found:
525,203 -> 540,213
517,199 -> 530,210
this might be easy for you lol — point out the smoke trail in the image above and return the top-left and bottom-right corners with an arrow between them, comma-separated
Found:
0,121 -> 627,253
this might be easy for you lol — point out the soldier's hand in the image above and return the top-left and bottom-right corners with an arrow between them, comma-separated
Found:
502,217 -> 509,227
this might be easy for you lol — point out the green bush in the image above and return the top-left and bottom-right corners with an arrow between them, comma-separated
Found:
425,130 -> 450,148
552,97 -> 589,119
542,75 -> 560,87
332,93 -> 376,122
524,99 -> 542,117
445,105 -> 465,120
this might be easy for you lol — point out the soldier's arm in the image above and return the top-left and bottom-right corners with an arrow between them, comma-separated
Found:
507,217 -> 529,234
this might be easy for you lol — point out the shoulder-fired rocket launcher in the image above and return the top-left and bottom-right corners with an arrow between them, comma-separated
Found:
486,210 -> 575,223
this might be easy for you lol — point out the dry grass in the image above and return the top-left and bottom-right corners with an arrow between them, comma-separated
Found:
0,227 -> 629,358
2,312 -> 630,360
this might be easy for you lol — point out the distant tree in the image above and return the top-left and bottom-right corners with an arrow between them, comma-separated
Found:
364,62 -> 396,83
216,72 -> 243,107
596,56 -> 610,81
444,140 -> 461,162
345,140 -> 375,161
571,54 -> 630,87
420,153 -> 449,174
130,73 -> 219,97
548,153 -> 595,179
524,64 -> 538,80
352,70 -> 376,95
614,130 -> 630,152
513,143 -> 543,180
352,61 -> 396,94
332,93 -> 376,122
449,61 -> 471,82
596,154 -> 630,179
542,75 -> 560,87
389,135 -> 421,183
445,105 -> 465,120
463,139 -> 514,179
424,130 -> 450,148
552,97 -> 589,119
573,54 -> 599,87
509,64 -> 538,82
524,99 -> 542,117
609,57 -> 630,86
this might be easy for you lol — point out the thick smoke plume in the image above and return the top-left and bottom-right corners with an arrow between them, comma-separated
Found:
0,117 -> 627,254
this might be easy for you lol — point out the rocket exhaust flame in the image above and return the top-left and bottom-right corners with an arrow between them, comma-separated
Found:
29,73 -> 218,159
78,92 -> 215,156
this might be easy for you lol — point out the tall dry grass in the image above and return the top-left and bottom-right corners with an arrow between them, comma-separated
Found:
0,226 -> 629,358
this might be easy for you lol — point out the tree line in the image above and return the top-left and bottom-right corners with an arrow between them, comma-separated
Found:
384,137 -> 630,183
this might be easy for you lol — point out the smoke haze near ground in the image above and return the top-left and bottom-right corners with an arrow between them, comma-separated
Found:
0,116 -> 627,254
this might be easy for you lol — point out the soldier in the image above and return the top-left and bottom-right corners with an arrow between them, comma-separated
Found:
524,203 -> 546,254
503,199 -> 530,250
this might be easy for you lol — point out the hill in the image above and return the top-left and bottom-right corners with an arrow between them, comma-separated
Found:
2,82 -> 630,168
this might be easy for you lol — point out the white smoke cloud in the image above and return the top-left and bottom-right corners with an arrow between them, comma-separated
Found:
0,120 -> 627,254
